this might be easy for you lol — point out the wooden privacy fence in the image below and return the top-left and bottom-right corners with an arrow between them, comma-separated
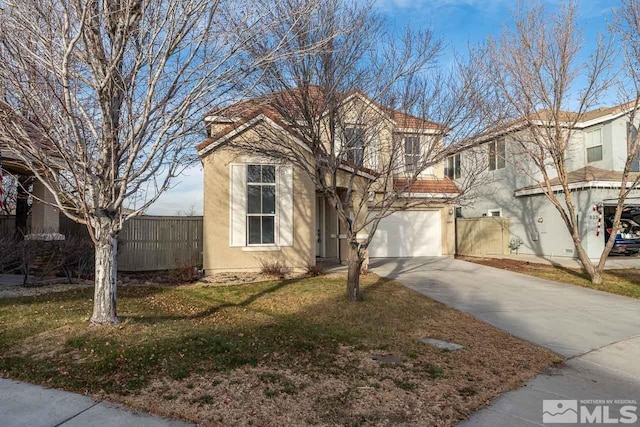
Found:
456,217 -> 510,257
3,214 -> 203,272
116,216 -> 203,271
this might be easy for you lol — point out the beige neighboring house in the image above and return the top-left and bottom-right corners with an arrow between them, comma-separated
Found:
197,88 -> 459,273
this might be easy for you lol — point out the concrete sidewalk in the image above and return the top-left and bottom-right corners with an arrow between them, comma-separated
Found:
370,257 -> 640,426
0,379 -> 190,427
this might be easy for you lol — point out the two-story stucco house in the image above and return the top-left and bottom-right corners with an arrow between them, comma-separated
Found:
452,103 -> 640,260
196,88 -> 458,273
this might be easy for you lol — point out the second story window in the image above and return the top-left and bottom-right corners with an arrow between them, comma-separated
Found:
629,123 -> 639,172
345,127 -> 365,166
586,128 -> 603,163
445,154 -> 462,179
488,139 -> 506,171
404,136 -> 420,173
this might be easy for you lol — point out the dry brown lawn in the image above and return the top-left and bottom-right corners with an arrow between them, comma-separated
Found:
460,256 -> 640,299
0,273 -> 559,426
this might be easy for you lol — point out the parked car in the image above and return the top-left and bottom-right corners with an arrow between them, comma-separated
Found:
605,217 -> 640,255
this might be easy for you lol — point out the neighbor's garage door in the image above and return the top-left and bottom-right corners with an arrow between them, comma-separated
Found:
369,210 -> 442,257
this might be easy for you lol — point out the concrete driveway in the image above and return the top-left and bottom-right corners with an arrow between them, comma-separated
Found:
370,257 -> 640,426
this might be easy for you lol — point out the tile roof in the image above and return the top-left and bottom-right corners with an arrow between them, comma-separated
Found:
517,166 -> 640,192
455,102 -> 640,151
393,178 -> 460,194
197,86 -> 443,154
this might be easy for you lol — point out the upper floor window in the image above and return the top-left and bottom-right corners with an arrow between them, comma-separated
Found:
628,123 -> 639,172
586,128 -> 603,163
345,127 -> 365,166
247,165 -> 276,245
404,136 -> 420,173
445,153 -> 462,179
488,139 -> 506,171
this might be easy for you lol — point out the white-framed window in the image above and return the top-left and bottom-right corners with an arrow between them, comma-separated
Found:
488,139 -> 506,171
445,153 -> 462,179
628,123 -> 639,172
345,127 -> 365,166
488,209 -> 502,217
404,136 -> 420,172
246,164 -> 276,245
404,135 -> 420,173
586,128 -> 603,163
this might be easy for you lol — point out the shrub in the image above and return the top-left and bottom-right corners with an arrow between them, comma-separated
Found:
168,258 -> 201,283
58,236 -> 95,283
306,264 -> 325,277
260,258 -> 290,278
0,235 -> 21,273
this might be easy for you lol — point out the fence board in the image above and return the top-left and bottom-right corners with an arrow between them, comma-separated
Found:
4,214 -> 203,272
456,217 -> 510,257
117,216 -> 203,271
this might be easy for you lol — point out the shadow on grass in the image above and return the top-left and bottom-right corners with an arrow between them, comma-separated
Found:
119,279 -> 297,323
0,273 -> 443,397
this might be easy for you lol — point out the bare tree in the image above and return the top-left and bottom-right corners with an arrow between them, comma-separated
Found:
484,1 -> 640,284
0,173 -> 16,215
0,0 -> 298,324
222,0 -> 495,300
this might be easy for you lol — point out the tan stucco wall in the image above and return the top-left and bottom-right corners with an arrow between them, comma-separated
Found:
202,147 -> 316,273
200,94 -> 453,272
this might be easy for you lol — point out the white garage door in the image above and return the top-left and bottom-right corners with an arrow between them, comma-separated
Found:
369,210 -> 442,257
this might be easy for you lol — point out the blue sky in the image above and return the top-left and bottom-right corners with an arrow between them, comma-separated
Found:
147,0 -> 618,215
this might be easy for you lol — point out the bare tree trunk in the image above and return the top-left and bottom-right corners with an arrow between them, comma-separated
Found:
572,239 -> 602,284
90,220 -> 119,325
346,241 -> 363,302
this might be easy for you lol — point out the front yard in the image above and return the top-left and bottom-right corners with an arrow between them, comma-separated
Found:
0,274 -> 559,426
461,257 -> 640,299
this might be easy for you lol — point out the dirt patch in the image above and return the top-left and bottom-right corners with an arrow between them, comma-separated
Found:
457,256 -> 555,273
109,343 -> 557,427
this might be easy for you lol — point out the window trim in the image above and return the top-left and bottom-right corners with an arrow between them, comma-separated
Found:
345,126 -> 365,167
586,128 -> 603,163
487,209 -> 502,217
488,139 -> 506,171
246,164 -> 277,246
445,153 -> 462,179
404,135 -> 421,173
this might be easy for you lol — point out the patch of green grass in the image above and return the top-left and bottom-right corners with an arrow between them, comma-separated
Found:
0,276 -> 418,393
393,380 -> 417,391
264,389 -> 278,398
422,363 -> 445,380
458,386 -> 478,397
192,394 -> 213,405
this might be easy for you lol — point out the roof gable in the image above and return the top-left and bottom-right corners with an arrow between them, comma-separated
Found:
198,86 -> 445,155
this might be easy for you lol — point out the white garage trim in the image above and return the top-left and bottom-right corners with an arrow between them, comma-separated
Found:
369,210 -> 443,257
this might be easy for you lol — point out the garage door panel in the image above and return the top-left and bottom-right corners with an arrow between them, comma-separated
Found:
369,210 -> 442,257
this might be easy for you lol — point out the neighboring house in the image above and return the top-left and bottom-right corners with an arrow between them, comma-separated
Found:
452,103 -> 640,259
196,88 -> 458,273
